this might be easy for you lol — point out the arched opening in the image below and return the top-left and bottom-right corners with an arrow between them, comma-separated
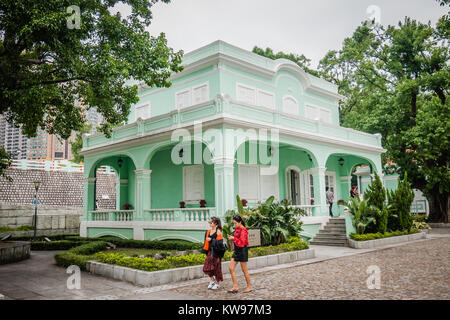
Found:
233,139 -> 318,207
148,141 -> 215,209
324,153 -> 378,204
89,154 -> 137,212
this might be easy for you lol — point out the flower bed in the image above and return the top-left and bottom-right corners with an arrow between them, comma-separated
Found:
87,238 -> 313,287
94,237 -> 308,272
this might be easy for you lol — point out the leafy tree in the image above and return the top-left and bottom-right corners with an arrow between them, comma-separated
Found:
364,172 -> 386,210
363,172 -> 389,233
0,146 -> 12,181
252,46 -> 320,77
387,173 -> 415,231
0,0 -> 183,173
318,5 -> 449,222
70,123 -> 92,164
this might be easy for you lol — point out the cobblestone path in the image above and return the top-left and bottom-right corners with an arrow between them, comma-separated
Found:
172,237 -> 450,300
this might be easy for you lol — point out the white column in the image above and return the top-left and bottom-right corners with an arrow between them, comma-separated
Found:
134,169 -> 152,221
311,167 -> 327,216
212,158 -> 235,217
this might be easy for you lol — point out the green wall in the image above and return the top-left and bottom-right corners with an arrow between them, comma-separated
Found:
150,144 -> 215,209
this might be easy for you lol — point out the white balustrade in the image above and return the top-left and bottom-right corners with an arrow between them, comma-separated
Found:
144,207 -> 214,222
291,205 -> 315,217
89,210 -> 135,221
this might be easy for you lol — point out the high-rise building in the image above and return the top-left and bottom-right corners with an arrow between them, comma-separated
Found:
26,128 -> 71,160
1,104 -> 103,161
0,114 -> 28,159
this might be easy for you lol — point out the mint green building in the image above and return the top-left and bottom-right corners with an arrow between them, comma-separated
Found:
79,41 -> 386,242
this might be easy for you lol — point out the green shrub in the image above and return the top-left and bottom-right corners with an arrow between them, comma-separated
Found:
64,236 -> 203,251
94,237 -> 309,272
31,240 -> 89,251
11,233 -> 79,241
349,229 -> 419,241
54,241 -> 107,270
387,172 -> 415,231
225,195 -> 306,246
0,225 -> 34,232
54,252 -> 97,271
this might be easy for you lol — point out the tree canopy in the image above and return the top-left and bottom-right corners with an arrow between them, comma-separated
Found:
0,0 -> 183,141
253,1 -> 449,222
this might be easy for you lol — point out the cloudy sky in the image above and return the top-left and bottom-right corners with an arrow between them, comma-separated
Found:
116,0 -> 447,68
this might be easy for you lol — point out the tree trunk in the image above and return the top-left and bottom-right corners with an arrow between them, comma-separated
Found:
427,188 -> 449,223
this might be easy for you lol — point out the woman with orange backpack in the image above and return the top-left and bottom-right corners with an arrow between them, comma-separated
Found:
202,216 -> 225,290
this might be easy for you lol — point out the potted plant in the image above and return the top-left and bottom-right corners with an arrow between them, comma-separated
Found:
123,203 -> 132,210
200,199 -> 207,207
179,201 -> 186,208
241,199 -> 248,207
338,199 -> 345,205
310,198 -> 315,205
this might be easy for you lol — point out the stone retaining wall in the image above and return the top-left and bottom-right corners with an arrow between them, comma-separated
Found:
87,248 -> 315,287
0,168 -> 116,208
348,231 -> 426,249
0,202 -> 82,231
0,241 -> 31,264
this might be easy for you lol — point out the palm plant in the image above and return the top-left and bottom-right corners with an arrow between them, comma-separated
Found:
245,196 -> 306,245
344,197 -> 376,234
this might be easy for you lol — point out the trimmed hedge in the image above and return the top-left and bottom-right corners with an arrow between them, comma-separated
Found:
349,229 -> 419,241
31,240 -> 90,251
94,237 -> 309,272
54,241 -> 108,270
11,233 -> 79,241
65,236 -> 203,251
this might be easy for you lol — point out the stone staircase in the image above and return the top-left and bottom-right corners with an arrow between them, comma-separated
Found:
310,217 -> 348,246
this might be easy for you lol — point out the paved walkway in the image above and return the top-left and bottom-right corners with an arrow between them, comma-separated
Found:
0,232 -> 448,300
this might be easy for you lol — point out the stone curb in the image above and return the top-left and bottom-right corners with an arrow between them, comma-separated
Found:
348,231 -> 426,249
87,248 -> 315,287
0,241 -> 31,265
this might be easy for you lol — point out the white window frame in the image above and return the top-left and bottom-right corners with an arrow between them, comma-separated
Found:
256,89 -> 275,109
285,165 -> 301,205
305,104 -> 332,124
135,103 -> 151,121
238,164 -> 260,203
238,164 -> 279,203
182,165 -> 205,204
236,82 -> 257,105
325,171 -> 337,200
282,95 -> 299,115
175,88 -> 192,110
191,82 -> 210,105
260,164 -> 279,201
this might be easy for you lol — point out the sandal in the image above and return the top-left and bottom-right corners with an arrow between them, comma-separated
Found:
243,288 -> 253,293
227,289 -> 239,294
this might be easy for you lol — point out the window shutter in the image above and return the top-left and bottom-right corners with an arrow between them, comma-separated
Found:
260,167 -> 278,201
237,84 -> 256,105
183,165 -> 204,202
320,108 -> 332,123
238,165 -> 259,202
136,104 -> 150,120
305,105 -> 319,121
257,90 -> 275,109
282,97 -> 298,115
192,84 -> 209,105
176,90 -> 191,109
